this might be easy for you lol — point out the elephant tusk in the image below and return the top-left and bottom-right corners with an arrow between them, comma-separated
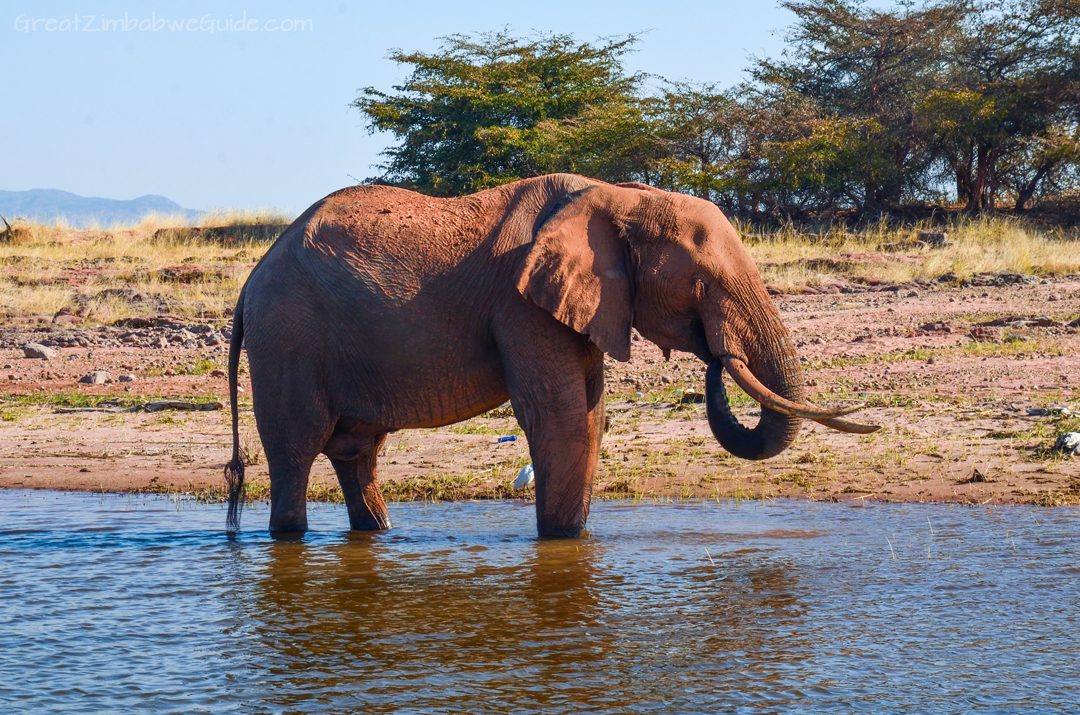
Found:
811,416 -> 882,434
720,356 -> 866,420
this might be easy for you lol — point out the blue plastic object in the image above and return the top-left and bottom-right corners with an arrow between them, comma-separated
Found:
497,435 -> 517,443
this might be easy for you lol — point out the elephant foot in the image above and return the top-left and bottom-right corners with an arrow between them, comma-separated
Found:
537,522 -> 583,538
269,529 -> 307,541
349,512 -> 393,531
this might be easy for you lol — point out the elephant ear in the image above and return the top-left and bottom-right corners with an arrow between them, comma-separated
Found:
515,187 -> 634,362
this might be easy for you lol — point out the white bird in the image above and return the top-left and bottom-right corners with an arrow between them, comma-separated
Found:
513,463 -> 535,490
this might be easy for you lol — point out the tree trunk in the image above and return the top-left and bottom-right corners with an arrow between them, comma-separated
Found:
1015,161 -> 1054,212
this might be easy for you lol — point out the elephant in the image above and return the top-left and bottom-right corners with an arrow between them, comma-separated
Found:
223,173 -> 876,537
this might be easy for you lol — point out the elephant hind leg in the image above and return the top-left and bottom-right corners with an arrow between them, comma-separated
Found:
258,408 -> 333,536
265,448 -> 321,536
325,431 -> 392,531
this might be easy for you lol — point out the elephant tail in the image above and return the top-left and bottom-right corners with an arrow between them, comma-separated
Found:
224,290 -> 246,534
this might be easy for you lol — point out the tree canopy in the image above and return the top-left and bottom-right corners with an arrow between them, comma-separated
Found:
355,3 -> 1080,217
354,31 -> 657,196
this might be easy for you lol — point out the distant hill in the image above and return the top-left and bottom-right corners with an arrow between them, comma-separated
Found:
0,189 -> 203,228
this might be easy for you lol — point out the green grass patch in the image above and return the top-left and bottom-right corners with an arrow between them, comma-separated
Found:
0,392 -> 225,410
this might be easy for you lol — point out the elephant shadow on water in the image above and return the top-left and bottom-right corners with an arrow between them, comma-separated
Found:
224,527 -> 813,711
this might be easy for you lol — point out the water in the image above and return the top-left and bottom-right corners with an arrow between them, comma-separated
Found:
1,491 -> 1078,714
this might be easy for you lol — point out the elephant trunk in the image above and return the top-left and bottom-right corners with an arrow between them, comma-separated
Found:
705,328 -> 805,460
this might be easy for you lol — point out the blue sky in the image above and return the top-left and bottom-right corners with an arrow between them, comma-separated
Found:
3,1 -> 797,214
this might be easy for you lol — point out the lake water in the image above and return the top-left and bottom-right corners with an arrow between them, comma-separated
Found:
1,491 -> 1078,714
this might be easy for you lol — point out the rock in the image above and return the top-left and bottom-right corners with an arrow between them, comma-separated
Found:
1048,293 -> 1061,302
211,369 -> 227,377
153,337 -> 169,348
678,389 -> 706,405
1026,406 -> 1078,418
78,371 -> 111,385
1055,432 -> 1080,455
905,290 -> 919,298
118,373 -> 137,383
916,232 -> 952,249
979,316 -> 1064,329
176,329 -> 197,342
114,316 -> 154,328
53,314 -> 82,325
23,343 -> 57,359
660,374 -> 673,384
205,332 -> 226,346
919,321 -> 958,334
969,326 -> 1003,342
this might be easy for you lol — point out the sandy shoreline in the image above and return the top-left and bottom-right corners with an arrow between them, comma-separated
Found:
1,277 -> 1078,508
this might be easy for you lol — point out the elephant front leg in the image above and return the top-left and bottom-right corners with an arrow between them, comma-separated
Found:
504,337 -> 606,538
326,431 -> 392,530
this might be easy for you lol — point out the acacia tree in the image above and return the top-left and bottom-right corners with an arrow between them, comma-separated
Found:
920,0 -> 1080,211
354,31 -> 658,195
645,83 -> 756,208
754,0 -> 961,213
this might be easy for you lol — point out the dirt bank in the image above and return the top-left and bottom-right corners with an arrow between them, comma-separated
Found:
1,276 -> 1078,507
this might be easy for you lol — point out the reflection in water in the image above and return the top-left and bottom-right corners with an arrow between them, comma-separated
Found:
1,494 -> 1078,713
238,533 -> 617,711
233,510 -> 818,712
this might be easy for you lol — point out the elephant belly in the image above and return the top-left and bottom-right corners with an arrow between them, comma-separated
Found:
332,351 -> 511,431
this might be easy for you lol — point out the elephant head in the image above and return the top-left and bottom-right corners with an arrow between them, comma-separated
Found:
516,181 -> 877,461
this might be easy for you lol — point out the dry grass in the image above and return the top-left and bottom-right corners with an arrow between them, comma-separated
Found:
738,215 -> 1080,289
2,212 -> 1078,323
0,209 -> 290,322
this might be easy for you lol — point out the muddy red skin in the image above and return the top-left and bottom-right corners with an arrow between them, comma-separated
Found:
224,173 -> 808,537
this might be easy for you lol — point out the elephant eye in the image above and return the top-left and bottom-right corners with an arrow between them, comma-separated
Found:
693,276 -> 709,301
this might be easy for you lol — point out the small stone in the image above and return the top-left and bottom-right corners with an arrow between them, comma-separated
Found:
1048,293 -> 1060,302
164,369 -> 176,376
206,332 -> 226,346
1055,432 -> 1080,455
53,314 -> 82,325
177,329 -> 197,341
2,364 -> 10,369
23,343 -> 57,360
926,357 -> 935,365
118,373 -> 137,383
660,374 -> 673,384
905,290 -> 919,298
679,390 -> 706,405
153,337 -> 169,349
78,371 -> 111,385
211,369 -> 227,377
